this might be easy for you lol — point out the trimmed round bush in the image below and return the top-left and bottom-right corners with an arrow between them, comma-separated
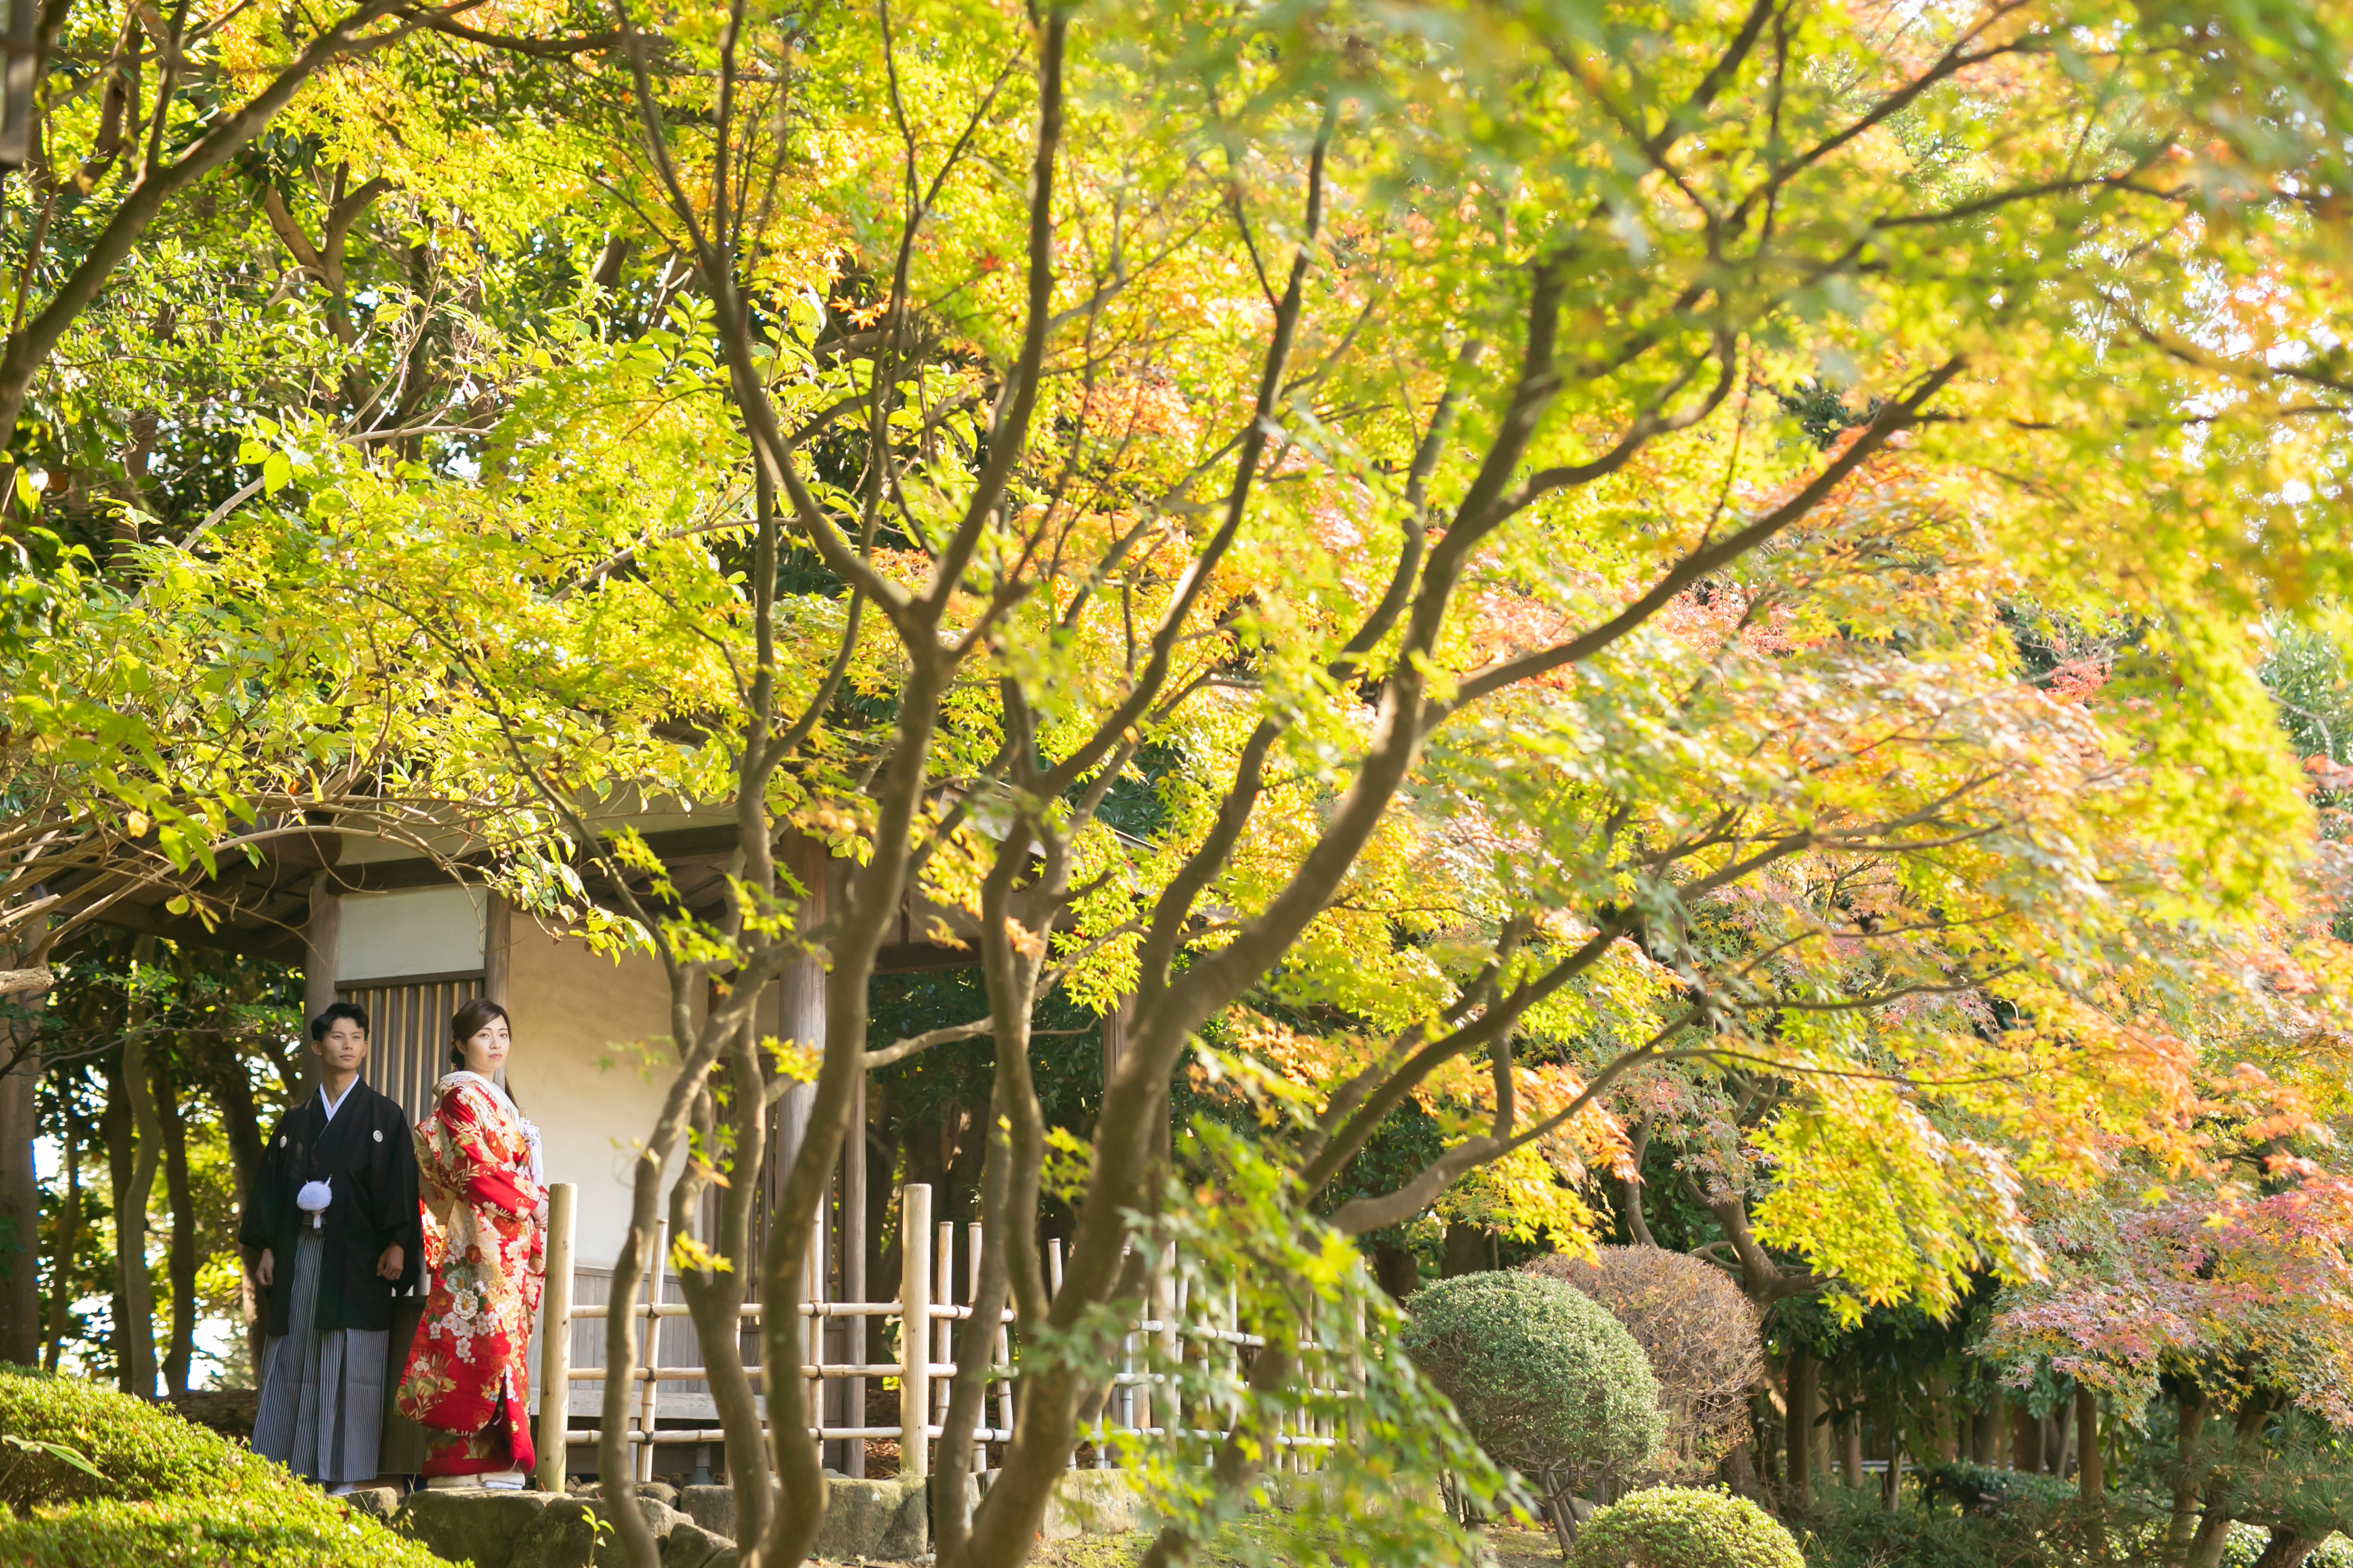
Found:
1526,1246 -> 1764,1477
1569,1486 -> 1805,1568
1400,1271 -> 1665,1492
0,1368 -> 445,1568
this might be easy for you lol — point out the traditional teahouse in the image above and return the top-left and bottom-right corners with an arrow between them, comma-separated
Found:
63,804 -> 1097,1481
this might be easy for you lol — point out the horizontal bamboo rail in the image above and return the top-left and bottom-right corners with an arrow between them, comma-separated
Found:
532,1181 -> 1348,1487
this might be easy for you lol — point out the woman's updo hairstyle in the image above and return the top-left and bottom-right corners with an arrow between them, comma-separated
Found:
450,997 -> 513,1070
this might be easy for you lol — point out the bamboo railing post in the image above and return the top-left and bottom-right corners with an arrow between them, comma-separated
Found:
639,1216 -> 667,1483
1049,1240 -> 1074,1471
935,1218 -> 953,1460
1227,1281 -> 1241,1467
1117,1241 -> 1136,1451
805,1210 -> 825,1458
898,1185 -> 933,1478
994,1265 -> 1014,1456
967,1220 -> 986,1474
1349,1291 -> 1367,1449
1153,1246 -> 1177,1446
535,1183 -> 577,1492
843,1074 -> 867,1477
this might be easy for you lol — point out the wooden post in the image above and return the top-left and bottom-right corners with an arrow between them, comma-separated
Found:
483,892 -> 513,1006
535,1183 -> 576,1492
304,871 -> 340,1032
898,1185 -> 932,1477
771,837 -> 827,1200
1101,1002 -> 1127,1087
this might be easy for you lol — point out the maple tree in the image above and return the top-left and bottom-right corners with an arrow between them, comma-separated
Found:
287,0 -> 2353,1554
1981,889 -> 2353,1566
0,0 -> 687,1362
11,0 -> 2353,1562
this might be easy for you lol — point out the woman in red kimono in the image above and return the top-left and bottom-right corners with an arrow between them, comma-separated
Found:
395,997 -> 547,1489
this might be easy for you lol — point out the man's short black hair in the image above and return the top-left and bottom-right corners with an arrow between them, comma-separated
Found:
309,1000 -> 370,1043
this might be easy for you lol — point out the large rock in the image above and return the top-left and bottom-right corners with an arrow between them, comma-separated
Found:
1041,1469 -> 1145,1541
660,1519 -> 727,1568
510,1497 -> 600,1568
342,1485 -> 401,1521
679,1483 -> 736,1541
396,1488 -> 557,1568
813,1477 -> 929,1563
590,1496 -> 693,1566
675,1477 -> 930,1561
564,1480 -> 680,1507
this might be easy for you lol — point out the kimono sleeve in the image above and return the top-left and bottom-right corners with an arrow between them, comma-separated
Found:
377,1098 -> 425,1288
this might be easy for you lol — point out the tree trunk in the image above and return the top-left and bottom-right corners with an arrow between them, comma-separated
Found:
1974,1402 -> 2005,1467
2186,1508 -> 2240,1568
1440,1221 -> 1494,1278
1927,1370 -> 1958,1461
675,1026 -> 773,1553
206,1048 -> 269,1372
0,941 -> 50,1365
2183,1396 -> 2279,1568
101,1054 -> 134,1390
2011,1401 -> 2044,1473
1881,1440 -> 1905,1512
1619,1117 -> 1656,1246
1786,1351 -> 1816,1510
1370,1237 -> 1419,1301
1840,1413 -> 1864,1489
2250,1530 -> 2317,1568
2163,1383 -> 2207,1568
2053,1393 -> 2075,1478
156,1058 -> 196,1398
114,939 -> 161,1398
2078,1385 -> 2103,1501
43,1112 -> 79,1372
1724,1439 -> 1762,1500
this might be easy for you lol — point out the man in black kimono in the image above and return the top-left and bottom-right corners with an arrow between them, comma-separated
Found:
241,1000 -> 423,1492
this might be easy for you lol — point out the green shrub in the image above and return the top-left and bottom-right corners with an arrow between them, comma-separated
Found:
1803,1484 -> 2162,1568
1806,1482 -> 2353,1568
1400,1272 -> 1665,1494
0,1368 -> 450,1568
0,1366 -> 273,1510
0,1493 -> 456,1567
1569,1485 -> 1804,1568
1915,1460 -> 2077,1515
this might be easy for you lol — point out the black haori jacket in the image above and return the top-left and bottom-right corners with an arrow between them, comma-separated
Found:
239,1080 -> 424,1336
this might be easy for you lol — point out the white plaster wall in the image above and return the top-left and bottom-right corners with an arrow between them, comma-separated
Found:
505,929 -> 697,1271
336,885 -> 486,982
